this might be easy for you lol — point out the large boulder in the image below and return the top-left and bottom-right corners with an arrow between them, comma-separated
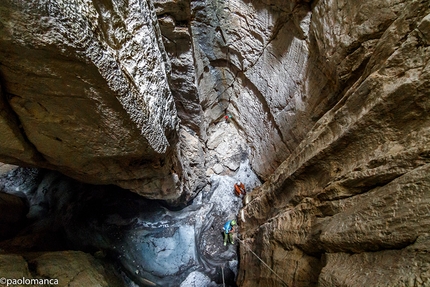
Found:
0,0 -> 182,200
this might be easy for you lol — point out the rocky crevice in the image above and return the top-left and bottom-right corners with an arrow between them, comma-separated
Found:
0,0 -> 429,286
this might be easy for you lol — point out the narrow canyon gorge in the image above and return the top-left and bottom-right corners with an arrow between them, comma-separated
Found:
0,0 -> 429,286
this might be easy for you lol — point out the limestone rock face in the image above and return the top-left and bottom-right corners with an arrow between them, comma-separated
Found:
1,0 -> 429,285
239,0 -> 430,286
151,0 -> 207,201
319,235 -> 430,287
191,0 -> 326,179
153,0 -> 203,133
0,0 -> 182,200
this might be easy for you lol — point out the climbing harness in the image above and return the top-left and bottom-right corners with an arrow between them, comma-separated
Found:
237,238 -> 289,287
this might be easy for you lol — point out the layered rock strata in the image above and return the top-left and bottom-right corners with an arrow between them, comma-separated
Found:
191,0 -> 324,179
239,0 -> 430,286
152,0 -> 207,201
0,0 -> 429,286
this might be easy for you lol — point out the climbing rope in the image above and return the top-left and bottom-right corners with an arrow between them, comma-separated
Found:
221,264 -> 226,287
237,238 -> 289,287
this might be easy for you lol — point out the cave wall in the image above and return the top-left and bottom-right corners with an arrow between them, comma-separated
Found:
0,0 -> 429,285
238,0 -> 430,286
0,0 -> 187,200
191,0 -> 316,179
152,0 -> 207,201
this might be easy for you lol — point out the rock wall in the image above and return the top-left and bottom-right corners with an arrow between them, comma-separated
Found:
0,251 -> 123,286
1,0 -> 429,286
0,162 -> 261,286
191,0 -> 334,180
152,0 -> 207,201
238,0 -> 430,286
0,0 -> 184,201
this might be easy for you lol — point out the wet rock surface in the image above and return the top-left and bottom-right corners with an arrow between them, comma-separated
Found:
0,160 -> 260,286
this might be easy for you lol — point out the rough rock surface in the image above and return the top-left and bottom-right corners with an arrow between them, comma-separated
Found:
0,0 -> 184,200
191,0 -> 321,179
319,235 -> 430,287
0,0 -> 429,286
0,160 -> 260,286
0,251 -> 121,287
0,254 -> 32,280
238,0 -> 430,286
153,0 -> 202,133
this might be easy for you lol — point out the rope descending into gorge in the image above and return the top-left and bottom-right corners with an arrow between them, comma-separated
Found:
237,238 -> 289,287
